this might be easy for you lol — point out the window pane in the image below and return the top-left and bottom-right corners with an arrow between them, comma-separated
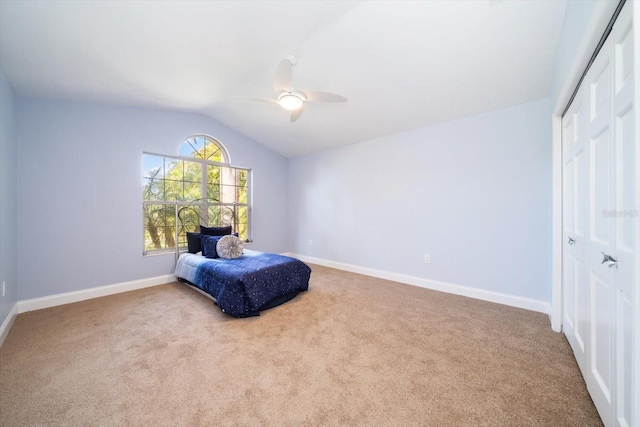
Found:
221,205 -> 234,225
207,205 -> 222,226
183,161 -> 202,183
208,165 -> 221,184
221,185 -> 236,203
165,159 -> 183,180
144,204 -> 176,251
221,167 -> 235,186
144,216 -> 159,252
235,206 -> 248,241
206,205 -> 235,227
164,180 -> 181,201
143,155 -> 165,179
177,205 -> 200,248
163,205 -> 177,247
207,165 -> 221,202
178,205 -> 201,232
236,169 -> 248,187
143,155 -> 166,201
236,187 -> 247,203
236,206 -> 248,222
208,146 -> 225,163
207,183 -> 220,201
180,136 -> 205,158
183,182 -> 201,202
161,204 -> 173,226
161,158 -> 181,201
143,178 -> 164,201
237,223 -> 248,241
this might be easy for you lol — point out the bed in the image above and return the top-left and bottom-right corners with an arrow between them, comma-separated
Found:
174,249 -> 311,317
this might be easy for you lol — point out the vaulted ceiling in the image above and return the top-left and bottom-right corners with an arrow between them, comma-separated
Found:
0,0 -> 566,157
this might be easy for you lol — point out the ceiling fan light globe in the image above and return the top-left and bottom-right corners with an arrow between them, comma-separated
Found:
277,93 -> 305,111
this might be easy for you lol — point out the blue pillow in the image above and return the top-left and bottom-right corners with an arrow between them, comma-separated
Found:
201,235 -> 223,258
186,232 -> 202,254
200,225 -> 232,236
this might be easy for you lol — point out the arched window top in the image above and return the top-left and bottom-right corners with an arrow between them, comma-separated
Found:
179,134 -> 230,164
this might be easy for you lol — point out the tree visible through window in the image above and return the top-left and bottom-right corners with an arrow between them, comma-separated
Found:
142,135 -> 251,255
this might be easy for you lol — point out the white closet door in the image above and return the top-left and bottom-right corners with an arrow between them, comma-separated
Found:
585,33 -> 616,423
561,2 -> 636,426
611,4 -> 635,426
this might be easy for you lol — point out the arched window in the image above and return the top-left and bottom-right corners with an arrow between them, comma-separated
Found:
178,134 -> 229,163
142,135 -> 251,255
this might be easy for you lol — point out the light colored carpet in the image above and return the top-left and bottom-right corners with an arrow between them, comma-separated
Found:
0,265 -> 601,426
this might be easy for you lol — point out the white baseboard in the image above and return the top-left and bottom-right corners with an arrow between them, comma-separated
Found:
18,274 -> 175,314
0,302 -> 19,347
287,253 -> 550,314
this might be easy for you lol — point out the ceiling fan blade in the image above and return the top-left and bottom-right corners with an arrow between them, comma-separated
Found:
274,59 -> 293,93
235,96 -> 277,104
290,104 -> 305,122
302,90 -> 347,103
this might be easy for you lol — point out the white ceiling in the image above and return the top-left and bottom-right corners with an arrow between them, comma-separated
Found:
0,0 -> 566,158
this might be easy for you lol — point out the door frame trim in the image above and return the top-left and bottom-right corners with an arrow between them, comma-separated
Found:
551,0 -> 620,332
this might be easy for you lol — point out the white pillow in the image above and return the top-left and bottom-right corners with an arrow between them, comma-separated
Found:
216,235 -> 244,259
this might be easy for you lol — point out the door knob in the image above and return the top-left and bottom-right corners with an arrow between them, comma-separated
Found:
568,237 -> 575,245
601,252 -> 618,269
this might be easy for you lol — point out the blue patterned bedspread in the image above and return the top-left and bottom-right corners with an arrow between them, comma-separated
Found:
191,251 -> 311,317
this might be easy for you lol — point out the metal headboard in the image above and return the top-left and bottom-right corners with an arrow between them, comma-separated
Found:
173,198 -> 237,264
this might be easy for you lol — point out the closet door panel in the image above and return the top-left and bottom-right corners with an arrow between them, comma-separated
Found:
575,145 -> 590,354
564,90 -> 590,358
613,94 -> 635,301
611,6 -> 635,426
589,127 -> 612,245
586,38 -> 616,424
615,294 -> 633,427
563,153 -> 576,336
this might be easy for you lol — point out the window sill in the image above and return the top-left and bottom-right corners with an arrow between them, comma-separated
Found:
143,250 -> 179,257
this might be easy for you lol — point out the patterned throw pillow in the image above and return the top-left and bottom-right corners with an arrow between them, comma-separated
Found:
216,235 -> 244,259
201,235 -> 223,258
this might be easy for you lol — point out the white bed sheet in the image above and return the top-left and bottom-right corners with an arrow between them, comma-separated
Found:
174,249 -> 260,284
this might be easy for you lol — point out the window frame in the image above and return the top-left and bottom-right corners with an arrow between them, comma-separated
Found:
142,138 -> 252,257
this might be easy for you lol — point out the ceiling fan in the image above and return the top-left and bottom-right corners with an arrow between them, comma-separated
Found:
242,55 -> 347,122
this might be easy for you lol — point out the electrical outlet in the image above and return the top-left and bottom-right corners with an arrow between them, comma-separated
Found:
308,240 -> 313,246
424,254 -> 431,264
2,281 -> 5,297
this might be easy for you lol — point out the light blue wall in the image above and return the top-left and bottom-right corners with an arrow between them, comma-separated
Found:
0,67 -> 18,325
16,98 -> 288,300
289,98 -> 552,302
549,0 -> 600,109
